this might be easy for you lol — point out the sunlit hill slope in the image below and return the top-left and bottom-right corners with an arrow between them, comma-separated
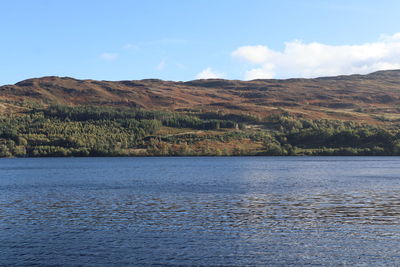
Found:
2,70 -> 400,125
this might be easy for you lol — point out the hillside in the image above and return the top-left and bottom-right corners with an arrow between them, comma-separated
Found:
1,70 -> 400,157
2,70 -> 400,125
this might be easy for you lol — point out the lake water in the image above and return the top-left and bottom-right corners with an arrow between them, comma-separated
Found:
1,157 -> 400,266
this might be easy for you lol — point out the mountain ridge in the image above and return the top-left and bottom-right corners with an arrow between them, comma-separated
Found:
2,70 -> 400,124
6,69 -> 400,86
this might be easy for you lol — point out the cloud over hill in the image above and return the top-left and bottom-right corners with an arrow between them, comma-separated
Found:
233,33 -> 400,80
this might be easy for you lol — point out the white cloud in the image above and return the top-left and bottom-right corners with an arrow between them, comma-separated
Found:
156,59 -> 166,70
245,64 -> 275,80
100,52 -> 118,61
195,68 -> 224,79
232,45 -> 278,64
232,33 -> 400,80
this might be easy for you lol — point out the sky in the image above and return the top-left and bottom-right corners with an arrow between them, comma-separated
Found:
1,0 -> 400,84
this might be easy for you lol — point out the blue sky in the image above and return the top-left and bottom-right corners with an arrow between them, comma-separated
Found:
1,0 -> 400,84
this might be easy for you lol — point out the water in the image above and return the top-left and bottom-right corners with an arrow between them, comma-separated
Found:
1,157 -> 400,266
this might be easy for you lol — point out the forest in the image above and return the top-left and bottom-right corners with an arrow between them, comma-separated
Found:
0,104 -> 399,157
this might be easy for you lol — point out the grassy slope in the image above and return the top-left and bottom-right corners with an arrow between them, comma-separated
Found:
1,70 -> 400,126
1,70 -> 400,157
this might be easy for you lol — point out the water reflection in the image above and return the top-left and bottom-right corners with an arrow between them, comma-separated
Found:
2,189 -> 400,231
1,157 -> 400,265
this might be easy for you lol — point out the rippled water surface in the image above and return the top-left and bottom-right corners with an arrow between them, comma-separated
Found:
1,157 -> 400,266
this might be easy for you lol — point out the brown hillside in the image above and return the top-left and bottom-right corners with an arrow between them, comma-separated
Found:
2,70 -> 400,124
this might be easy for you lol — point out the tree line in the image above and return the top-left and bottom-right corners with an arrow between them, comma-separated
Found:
0,105 -> 399,157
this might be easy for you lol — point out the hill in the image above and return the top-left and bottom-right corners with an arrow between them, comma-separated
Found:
2,70 -> 400,125
1,70 -> 400,157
